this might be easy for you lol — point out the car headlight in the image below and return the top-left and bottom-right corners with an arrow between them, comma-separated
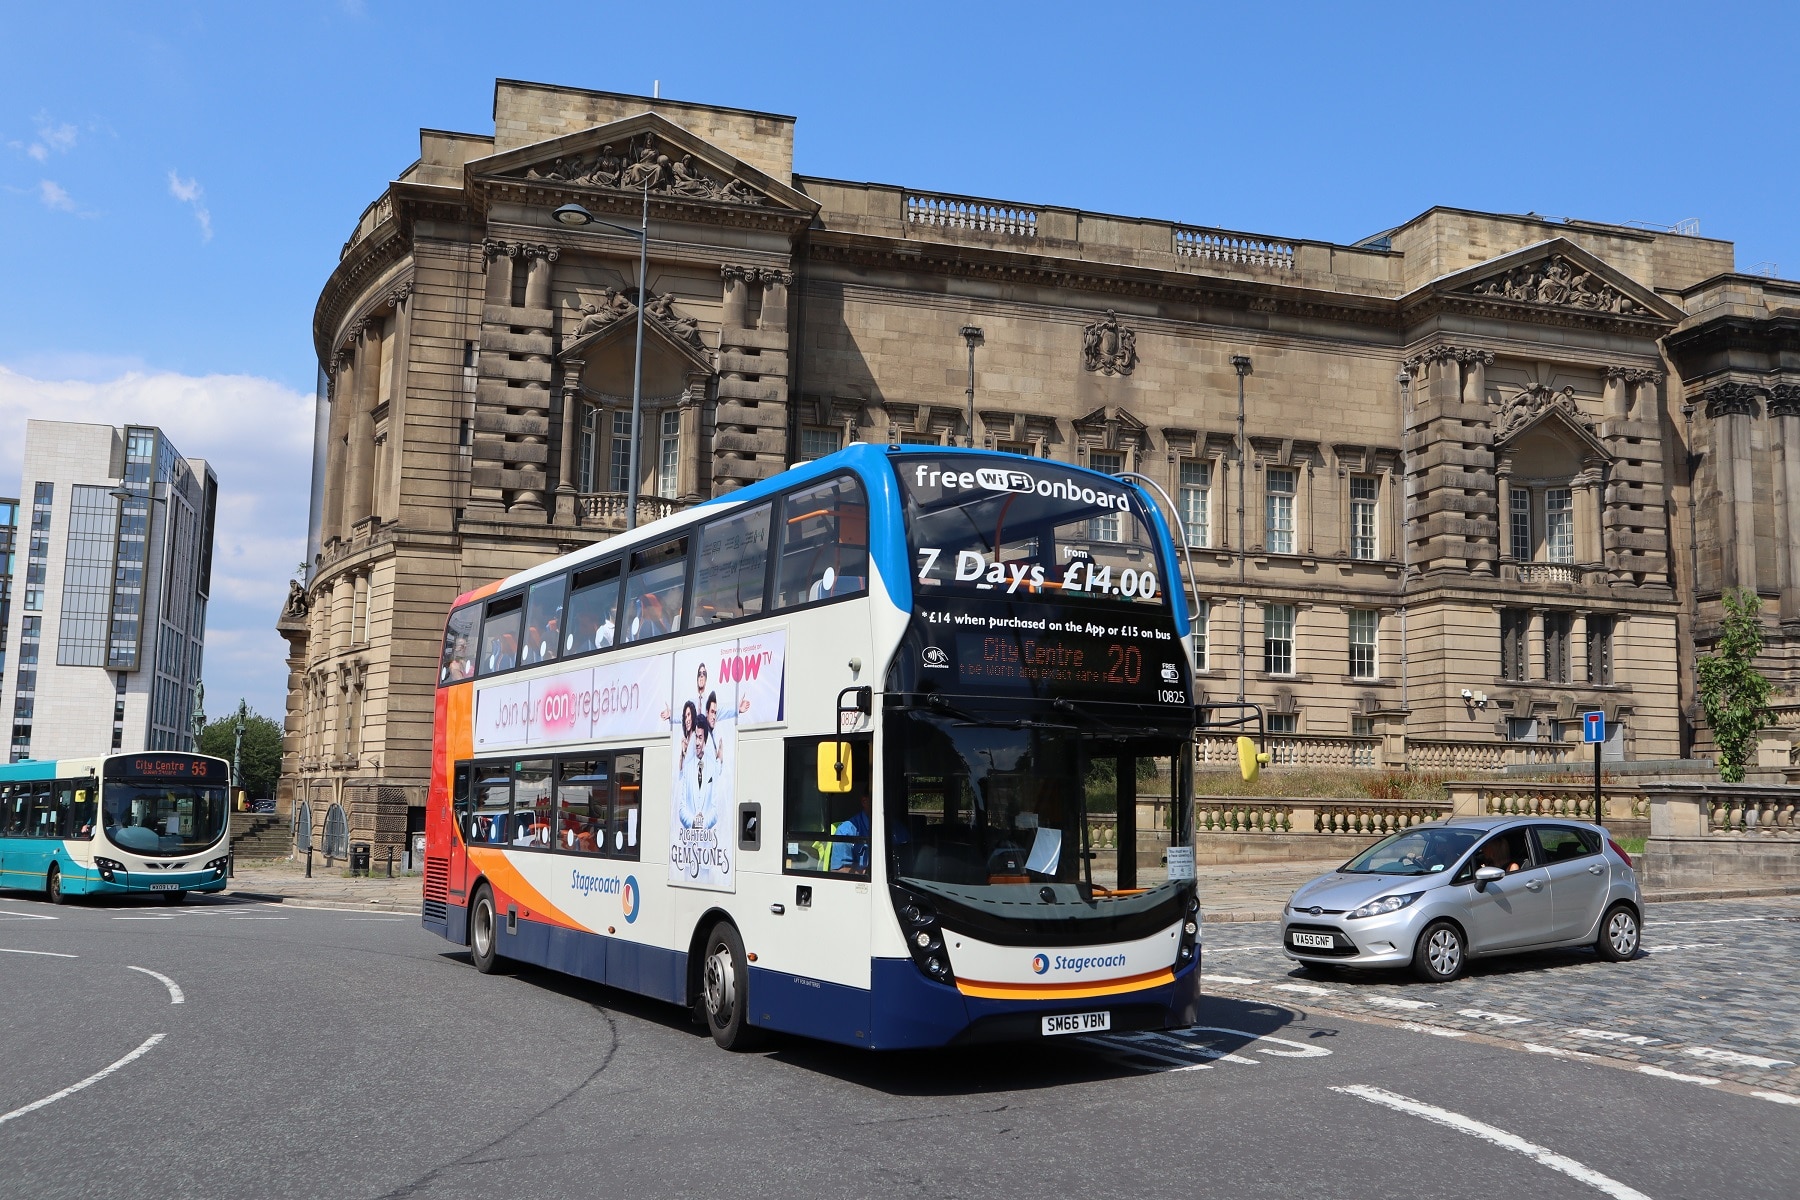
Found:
1347,892 -> 1422,920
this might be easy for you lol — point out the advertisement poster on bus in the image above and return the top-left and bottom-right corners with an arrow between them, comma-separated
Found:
473,651 -> 673,752
666,631 -> 788,892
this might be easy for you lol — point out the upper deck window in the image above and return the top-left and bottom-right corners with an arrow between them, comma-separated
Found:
564,560 -> 621,655
773,475 -> 868,610
520,576 -> 566,667
440,605 -> 479,685
621,537 -> 687,643
895,455 -> 1165,608
477,595 -> 523,676
692,503 -> 772,626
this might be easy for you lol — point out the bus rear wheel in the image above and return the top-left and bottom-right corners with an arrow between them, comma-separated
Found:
46,865 -> 65,905
470,885 -> 503,974
700,922 -> 763,1052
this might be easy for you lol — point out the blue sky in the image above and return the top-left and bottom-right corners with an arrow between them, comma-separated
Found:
3,0 -> 1795,722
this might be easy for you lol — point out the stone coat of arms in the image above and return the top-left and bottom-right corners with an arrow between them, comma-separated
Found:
1082,310 -> 1138,377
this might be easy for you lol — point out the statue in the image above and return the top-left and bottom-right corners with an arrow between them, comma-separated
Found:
586,144 -> 624,188
572,287 -> 635,339
644,292 -> 703,347
284,579 -> 309,619
620,138 -> 667,190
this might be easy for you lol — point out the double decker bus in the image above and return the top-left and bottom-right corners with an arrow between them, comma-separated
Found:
423,445 -> 1200,1049
0,752 -> 232,903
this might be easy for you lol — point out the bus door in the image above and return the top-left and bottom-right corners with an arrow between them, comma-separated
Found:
767,734 -> 876,990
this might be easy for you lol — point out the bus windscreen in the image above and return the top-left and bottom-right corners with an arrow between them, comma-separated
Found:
102,781 -> 229,854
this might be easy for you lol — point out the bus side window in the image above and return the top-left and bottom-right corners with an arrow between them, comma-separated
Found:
30,784 -> 59,839
565,561 -> 621,656
471,763 -> 512,844
621,537 -> 688,644
439,605 -> 479,685
0,785 -> 16,836
554,757 -> 607,855
782,736 -> 872,878
477,595 -> 524,677
773,475 -> 869,610
691,502 -> 771,627
613,753 -> 642,858
453,762 -> 472,841
520,575 -> 567,668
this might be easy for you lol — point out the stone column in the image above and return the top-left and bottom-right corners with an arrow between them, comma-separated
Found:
721,265 -> 750,328
1496,456 -> 1514,574
1571,611 -> 1590,684
1604,367 -> 1631,419
1577,460 -> 1604,568
331,574 -> 354,658
759,268 -> 790,333
555,363 -> 583,523
1527,609 -> 1546,682
379,283 -> 413,523
509,245 -> 557,514
1459,348 -> 1492,407
678,384 -> 704,499
322,339 -> 357,543
1772,385 -> 1800,620
483,238 -> 515,307
1705,382 -> 1762,592
344,319 -> 381,530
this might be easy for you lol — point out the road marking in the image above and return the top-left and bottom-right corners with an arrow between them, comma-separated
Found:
112,917 -> 174,921
228,916 -> 288,920
1206,974 -> 1262,985
1569,1028 -> 1663,1046
343,917 -> 405,922
1192,1026 -> 1332,1058
1332,1084 -> 1652,1200
1366,996 -> 1437,1010
0,1034 -> 165,1128
1638,1065 -> 1719,1085
1459,1009 -> 1532,1025
1751,1091 -> 1800,1106
1652,917 -> 1766,926
1201,946 -> 1270,955
1397,1022 -> 1467,1038
1642,943 -> 1722,954
1270,983 -> 1333,996
0,910 -> 57,920
1685,1046 -> 1795,1071
125,965 -> 184,1005
1524,1044 -> 1602,1060
0,947 -> 77,958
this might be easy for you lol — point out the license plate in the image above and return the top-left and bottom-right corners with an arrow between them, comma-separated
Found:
148,883 -> 178,892
1043,1011 -> 1111,1036
1290,931 -> 1335,949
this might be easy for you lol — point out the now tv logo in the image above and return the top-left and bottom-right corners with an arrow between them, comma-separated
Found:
717,650 -> 771,683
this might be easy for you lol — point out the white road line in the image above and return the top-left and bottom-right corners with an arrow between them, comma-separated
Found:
1367,996 -> 1438,1010
1206,974 -> 1262,985
0,947 -> 77,958
343,918 -> 404,922
0,910 -> 57,920
1270,983 -> 1333,996
1524,1044 -> 1602,1060
228,916 -> 288,920
0,1034 -> 165,1129
1201,946 -> 1270,955
1653,917 -> 1767,926
1751,1091 -> 1800,1106
1642,943 -> 1722,954
111,917 -> 173,921
1685,1046 -> 1795,1071
1569,1028 -> 1663,1046
125,965 -> 184,1005
1398,1022 -> 1467,1038
1332,1084 -> 1652,1200
1458,1009 -> 1532,1025
1638,1065 -> 1719,1085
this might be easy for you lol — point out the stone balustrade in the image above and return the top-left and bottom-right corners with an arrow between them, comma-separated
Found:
576,492 -> 690,529
1196,732 -> 1381,768
1642,783 -> 1800,893
1173,226 -> 1295,270
1445,780 -> 1650,831
903,191 -> 1038,238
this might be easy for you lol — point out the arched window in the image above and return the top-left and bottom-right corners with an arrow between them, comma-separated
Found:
294,800 -> 313,852
322,803 -> 349,860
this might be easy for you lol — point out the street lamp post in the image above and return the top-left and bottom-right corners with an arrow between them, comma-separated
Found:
553,182 -> 651,529
1231,354 -> 1253,703
232,698 -> 248,804
960,326 -> 984,447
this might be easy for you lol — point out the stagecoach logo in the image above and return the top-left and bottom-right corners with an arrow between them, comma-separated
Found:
1031,953 -> 1050,975
922,646 -> 950,669
621,875 -> 640,924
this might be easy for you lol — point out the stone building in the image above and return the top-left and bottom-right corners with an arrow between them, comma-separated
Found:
280,77 -> 1794,849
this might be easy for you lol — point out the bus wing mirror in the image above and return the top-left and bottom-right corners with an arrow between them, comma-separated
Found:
1236,736 -> 1270,783
817,742 -> 854,794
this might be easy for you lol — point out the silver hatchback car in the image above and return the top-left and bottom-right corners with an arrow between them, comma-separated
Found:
1281,816 -> 1642,982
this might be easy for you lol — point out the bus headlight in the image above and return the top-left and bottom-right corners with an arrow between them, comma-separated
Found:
95,857 -> 124,882
204,856 -> 229,876
892,887 -> 956,986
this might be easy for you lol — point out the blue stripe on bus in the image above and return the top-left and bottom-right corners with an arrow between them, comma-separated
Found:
0,760 -> 58,781
480,905 -> 688,1006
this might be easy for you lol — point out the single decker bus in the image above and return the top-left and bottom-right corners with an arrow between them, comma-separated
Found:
0,752 -> 233,903
423,445 -> 1201,1049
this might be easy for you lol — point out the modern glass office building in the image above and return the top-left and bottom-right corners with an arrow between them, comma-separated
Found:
1,422 -> 217,762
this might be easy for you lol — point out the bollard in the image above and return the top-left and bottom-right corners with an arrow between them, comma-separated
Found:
305,846 -> 313,878
386,845 -> 394,879
228,851 -> 235,879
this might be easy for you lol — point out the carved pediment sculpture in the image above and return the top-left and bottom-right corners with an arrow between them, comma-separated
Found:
1468,255 -> 1639,315
524,133 -> 766,206
564,288 -> 705,354
1495,383 -> 1591,443
1082,310 -> 1139,376
568,287 -> 637,342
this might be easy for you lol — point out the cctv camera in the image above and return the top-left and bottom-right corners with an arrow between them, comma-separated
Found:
1460,688 -> 1474,700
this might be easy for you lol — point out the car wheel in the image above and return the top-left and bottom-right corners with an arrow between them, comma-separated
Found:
1412,920 -> 1465,983
1595,903 -> 1640,961
46,865 -> 65,905
470,885 -> 503,974
700,921 -> 764,1051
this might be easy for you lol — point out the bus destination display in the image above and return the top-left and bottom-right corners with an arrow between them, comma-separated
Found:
105,755 -> 224,781
912,604 -> 1187,705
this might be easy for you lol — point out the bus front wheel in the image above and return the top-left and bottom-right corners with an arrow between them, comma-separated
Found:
700,922 -> 763,1052
46,865 -> 65,905
470,885 -> 503,974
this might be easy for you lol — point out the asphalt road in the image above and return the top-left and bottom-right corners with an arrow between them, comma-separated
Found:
0,891 -> 1794,1200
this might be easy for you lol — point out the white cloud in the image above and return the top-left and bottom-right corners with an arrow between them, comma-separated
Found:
0,365 -> 315,723
167,170 -> 212,241
36,117 -> 77,155
38,180 -> 75,211
28,142 -> 47,163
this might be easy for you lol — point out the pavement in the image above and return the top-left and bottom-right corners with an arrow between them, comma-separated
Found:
226,855 -> 422,912
2,890 -> 1796,1199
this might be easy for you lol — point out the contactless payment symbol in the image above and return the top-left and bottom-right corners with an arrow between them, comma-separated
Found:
621,875 -> 640,924
1031,953 -> 1050,975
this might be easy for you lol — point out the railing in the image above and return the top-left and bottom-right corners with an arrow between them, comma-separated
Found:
341,193 -> 394,259
576,492 -> 689,527
1450,781 -> 1650,824
1196,733 -> 1380,768
1769,704 -> 1800,730
1707,793 -> 1800,836
1194,797 -> 1445,836
1173,226 -> 1296,270
1313,801 -> 1446,835
1196,801 -> 1293,834
904,191 -> 1038,238
1515,563 -> 1579,585
1408,741 -> 1504,772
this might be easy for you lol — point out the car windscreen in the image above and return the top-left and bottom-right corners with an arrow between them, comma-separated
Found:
1342,827 -> 1483,876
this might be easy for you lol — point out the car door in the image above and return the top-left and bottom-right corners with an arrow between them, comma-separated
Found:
1532,824 -> 1608,943
1458,827 -> 1555,952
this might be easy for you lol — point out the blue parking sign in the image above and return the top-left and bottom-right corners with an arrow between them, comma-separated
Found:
1582,711 -> 1606,744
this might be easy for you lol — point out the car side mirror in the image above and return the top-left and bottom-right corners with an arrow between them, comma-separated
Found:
1474,865 -> 1505,889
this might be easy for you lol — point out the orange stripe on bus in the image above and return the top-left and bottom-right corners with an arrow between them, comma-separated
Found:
466,847 -> 583,932
955,966 -> 1176,1001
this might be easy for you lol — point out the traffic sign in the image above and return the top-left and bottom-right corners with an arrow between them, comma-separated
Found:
1582,711 -> 1606,744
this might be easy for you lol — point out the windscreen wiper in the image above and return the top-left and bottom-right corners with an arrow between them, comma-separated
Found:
1052,697 -> 1158,738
